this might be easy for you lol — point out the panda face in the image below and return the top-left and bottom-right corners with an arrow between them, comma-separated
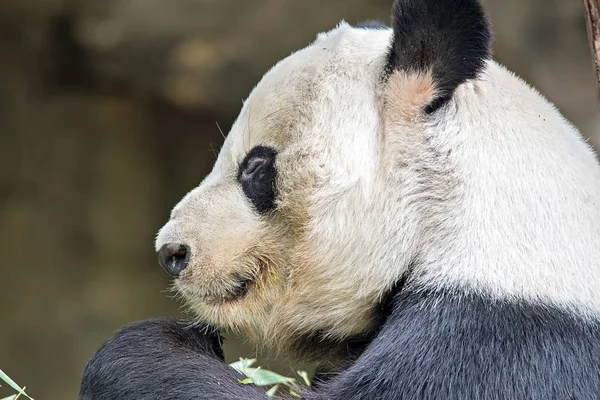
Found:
155,25 -> 415,358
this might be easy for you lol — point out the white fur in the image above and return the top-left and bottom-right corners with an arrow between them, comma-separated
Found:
156,23 -> 600,357
416,62 -> 600,314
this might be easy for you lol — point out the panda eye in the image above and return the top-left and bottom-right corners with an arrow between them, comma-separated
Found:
242,157 -> 268,180
238,146 -> 278,214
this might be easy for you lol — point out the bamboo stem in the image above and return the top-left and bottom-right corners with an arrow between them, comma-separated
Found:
584,0 -> 600,108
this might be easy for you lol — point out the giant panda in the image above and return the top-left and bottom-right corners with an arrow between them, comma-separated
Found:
79,0 -> 600,398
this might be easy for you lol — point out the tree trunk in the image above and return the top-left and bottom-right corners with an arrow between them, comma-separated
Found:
585,0 -> 600,107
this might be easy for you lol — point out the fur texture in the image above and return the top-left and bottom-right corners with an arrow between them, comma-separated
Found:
152,0 -> 600,365
238,146 -> 278,213
325,285 -> 600,399
355,20 -> 388,30
386,0 -> 491,113
78,319 -> 266,400
81,0 -> 600,398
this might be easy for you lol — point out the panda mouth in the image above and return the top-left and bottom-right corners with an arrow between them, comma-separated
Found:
202,275 -> 256,306
184,256 -> 271,306
228,276 -> 254,300
216,256 -> 272,304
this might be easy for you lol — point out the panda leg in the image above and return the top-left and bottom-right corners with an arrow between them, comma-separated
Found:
78,318 -> 269,400
78,318 -> 394,400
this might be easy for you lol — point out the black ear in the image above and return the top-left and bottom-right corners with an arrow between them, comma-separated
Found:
386,0 -> 491,113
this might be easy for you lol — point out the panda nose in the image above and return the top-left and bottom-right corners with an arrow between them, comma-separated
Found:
158,243 -> 191,277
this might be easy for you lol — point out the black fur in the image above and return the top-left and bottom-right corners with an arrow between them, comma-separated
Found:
289,329 -> 377,368
324,286 -> 600,399
78,319 -> 265,400
238,146 -> 278,214
386,0 -> 491,113
79,288 -> 600,399
355,20 -> 388,30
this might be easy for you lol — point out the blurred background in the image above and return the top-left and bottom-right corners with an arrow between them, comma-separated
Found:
0,0 -> 598,398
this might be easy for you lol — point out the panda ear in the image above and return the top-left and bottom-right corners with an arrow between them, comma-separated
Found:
385,0 -> 491,114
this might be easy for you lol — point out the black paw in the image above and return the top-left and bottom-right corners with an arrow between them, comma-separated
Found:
79,318 -> 228,400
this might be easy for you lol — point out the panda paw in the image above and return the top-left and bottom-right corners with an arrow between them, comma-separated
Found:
78,318 -> 261,400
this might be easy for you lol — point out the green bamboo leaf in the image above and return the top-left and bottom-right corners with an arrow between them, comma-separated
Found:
237,377 -> 254,385
265,384 -> 280,397
0,370 -> 33,400
0,396 -> 17,400
229,358 -> 257,374
0,370 -> 21,393
243,367 -> 296,387
297,370 -> 311,386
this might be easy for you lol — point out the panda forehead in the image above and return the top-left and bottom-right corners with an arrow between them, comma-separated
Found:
216,23 -> 392,168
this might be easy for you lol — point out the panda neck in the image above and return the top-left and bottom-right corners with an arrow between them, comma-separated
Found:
408,64 -> 600,316
288,277 -> 407,367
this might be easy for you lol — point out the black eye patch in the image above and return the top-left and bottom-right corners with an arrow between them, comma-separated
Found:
238,146 -> 278,214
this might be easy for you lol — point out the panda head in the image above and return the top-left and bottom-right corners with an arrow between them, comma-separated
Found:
156,0 -> 599,362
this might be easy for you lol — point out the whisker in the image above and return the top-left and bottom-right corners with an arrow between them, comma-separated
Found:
209,143 -> 218,159
215,121 -> 226,140
256,107 -> 289,125
244,103 -> 253,153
